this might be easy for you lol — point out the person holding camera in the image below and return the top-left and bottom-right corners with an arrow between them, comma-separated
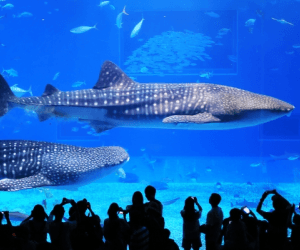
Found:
20,204 -> 50,250
222,208 -> 249,250
240,206 -> 258,250
256,189 -> 291,250
180,196 -> 203,250
48,198 -> 79,250
103,202 -> 130,250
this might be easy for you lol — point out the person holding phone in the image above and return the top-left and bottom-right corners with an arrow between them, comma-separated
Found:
223,208 -> 249,250
241,206 -> 258,250
48,198 -> 79,250
256,189 -> 292,250
103,202 -> 130,250
181,196 -> 203,250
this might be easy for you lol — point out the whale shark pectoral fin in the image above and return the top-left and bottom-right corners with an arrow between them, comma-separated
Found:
162,112 -> 221,124
0,174 -> 52,191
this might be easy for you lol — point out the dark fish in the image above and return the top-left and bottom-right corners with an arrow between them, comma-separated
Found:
231,199 -> 259,208
150,181 -> 169,190
215,182 -> 222,189
162,197 -> 180,205
185,172 -> 200,179
9,212 -> 29,221
42,199 -> 47,209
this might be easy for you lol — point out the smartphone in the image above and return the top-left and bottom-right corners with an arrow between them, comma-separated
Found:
118,211 -> 123,214
243,207 -> 250,214
229,221 -> 232,224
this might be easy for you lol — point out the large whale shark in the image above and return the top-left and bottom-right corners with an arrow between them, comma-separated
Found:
0,140 -> 129,191
0,61 -> 294,132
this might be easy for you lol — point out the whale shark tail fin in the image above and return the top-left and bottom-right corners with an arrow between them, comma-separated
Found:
0,74 -> 16,117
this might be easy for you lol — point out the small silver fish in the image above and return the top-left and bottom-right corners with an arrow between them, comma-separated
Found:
72,80 -> 86,88
98,1 -> 109,7
13,12 -> 33,18
250,162 -> 262,167
2,68 -> 18,77
53,72 -> 59,80
287,155 -> 299,160
10,84 -> 33,97
116,6 -> 128,29
205,12 -> 220,18
70,24 -> 97,34
116,168 -> 126,178
1,3 -> 14,10
130,18 -> 145,38
292,44 -> 300,49
199,71 -> 213,79
109,5 -> 115,10
271,17 -> 294,26
245,19 -> 256,27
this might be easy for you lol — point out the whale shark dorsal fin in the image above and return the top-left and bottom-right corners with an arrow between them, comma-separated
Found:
94,61 -> 137,90
42,84 -> 60,97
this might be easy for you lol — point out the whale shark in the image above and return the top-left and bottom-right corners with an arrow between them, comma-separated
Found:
0,61 -> 294,132
0,140 -> 129,191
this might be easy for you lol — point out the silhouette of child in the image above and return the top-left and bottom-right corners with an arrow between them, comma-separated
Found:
181,196 -> 202,250
206,193 -> 223,250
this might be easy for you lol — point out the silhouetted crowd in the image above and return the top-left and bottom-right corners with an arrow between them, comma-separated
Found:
0,186 -> 299,250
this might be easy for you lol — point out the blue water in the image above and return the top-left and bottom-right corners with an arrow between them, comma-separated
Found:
1,0 -> 300,247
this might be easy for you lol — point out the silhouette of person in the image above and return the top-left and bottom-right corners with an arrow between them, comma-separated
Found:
256,189 -> 291,250
144,185 -> 163,216
129,210 -> 149,250
0,211 -> 13,249
103,202 -> 130,250
289,204 -> 300,250
162,228 -> 180,250
21,204 -> 50,250
70,198 -> 103,250
206,193 -> 223,250
48,198 -> 79,250
181,196 -> 202,250
222,208 -> 249,250
124,191 -> 145,226
240,206 -> 259,250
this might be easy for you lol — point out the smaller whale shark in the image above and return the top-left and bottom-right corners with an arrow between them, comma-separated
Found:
0,140 -> 129,191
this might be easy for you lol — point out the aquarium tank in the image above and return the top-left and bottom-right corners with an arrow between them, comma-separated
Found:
0,0 -> 299,248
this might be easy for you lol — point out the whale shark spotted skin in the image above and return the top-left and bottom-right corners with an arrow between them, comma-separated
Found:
0,61 -> 295,132
0,140 -> 129,191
